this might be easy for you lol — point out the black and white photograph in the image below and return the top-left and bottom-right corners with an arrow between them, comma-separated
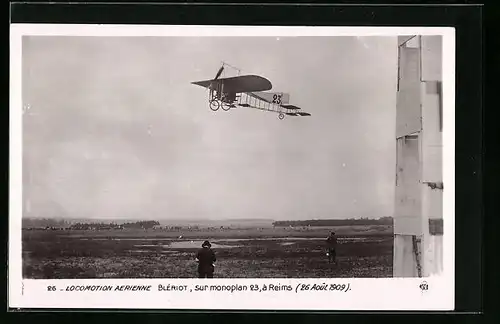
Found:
10,25 -> 455,310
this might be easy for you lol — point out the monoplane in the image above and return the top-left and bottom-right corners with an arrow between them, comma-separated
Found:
191,63 -> 311,120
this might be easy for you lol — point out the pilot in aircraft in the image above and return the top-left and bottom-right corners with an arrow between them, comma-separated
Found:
326,232 -> 338,264
195,240 -> 217,278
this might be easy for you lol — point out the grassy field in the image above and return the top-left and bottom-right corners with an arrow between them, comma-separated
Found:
22,225 -> 394,279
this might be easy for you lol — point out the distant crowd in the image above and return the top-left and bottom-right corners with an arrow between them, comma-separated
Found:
23,224 -> 238,232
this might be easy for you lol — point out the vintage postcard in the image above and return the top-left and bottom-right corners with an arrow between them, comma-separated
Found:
9,24 -> 455,310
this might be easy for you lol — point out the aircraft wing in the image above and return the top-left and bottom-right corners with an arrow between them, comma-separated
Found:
191,75 -> 272,93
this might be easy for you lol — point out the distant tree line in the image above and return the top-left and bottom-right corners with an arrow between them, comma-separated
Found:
121,220 -> 160,229
272,217 -> 393,227
70,220 -> 160,230
22,218 -> 70,229
22,219 -> 161,230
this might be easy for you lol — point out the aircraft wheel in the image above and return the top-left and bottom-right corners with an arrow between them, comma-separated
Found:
278,113 -> 285,120
222,103 -> 231,111
210,100 -> 220,111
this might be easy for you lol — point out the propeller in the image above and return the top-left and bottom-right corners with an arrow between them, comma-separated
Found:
214,65 -> 224,80
209,65 -> 224,91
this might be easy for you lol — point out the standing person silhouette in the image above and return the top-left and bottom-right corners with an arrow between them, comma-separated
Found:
326,232 -> 338,264
196,240 -> 216,278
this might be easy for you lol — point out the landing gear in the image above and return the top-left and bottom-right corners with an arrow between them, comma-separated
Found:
278,113 -> 285,120
210,100 -> 220,111
208,89 -> 236,112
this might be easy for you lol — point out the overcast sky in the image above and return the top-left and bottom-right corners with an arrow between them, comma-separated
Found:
22,36 -> 398,220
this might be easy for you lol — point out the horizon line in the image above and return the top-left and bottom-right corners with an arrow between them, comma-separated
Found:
22,216 -> 393,221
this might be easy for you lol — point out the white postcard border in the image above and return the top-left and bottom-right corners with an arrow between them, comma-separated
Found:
9,24 -> 456,311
